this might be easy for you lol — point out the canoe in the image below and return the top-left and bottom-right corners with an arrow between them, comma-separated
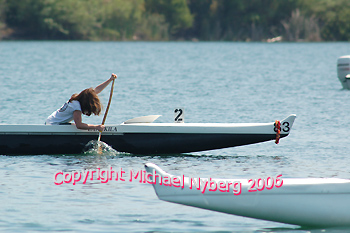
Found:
144,163 -> 350,228
0,114 -> 296,155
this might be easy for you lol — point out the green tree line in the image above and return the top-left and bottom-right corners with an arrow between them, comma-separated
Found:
0,0 -> 349,41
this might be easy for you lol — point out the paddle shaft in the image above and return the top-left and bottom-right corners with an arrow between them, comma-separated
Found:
98,78 -> 115,142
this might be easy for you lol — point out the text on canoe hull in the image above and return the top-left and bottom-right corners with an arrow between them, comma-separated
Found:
88,126 -> 118,132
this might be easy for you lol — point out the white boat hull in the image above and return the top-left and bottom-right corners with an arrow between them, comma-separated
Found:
145,163 -> 350,228
337,55 -> 350,89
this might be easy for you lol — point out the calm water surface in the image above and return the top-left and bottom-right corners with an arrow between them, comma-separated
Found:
0,41 -> 350,232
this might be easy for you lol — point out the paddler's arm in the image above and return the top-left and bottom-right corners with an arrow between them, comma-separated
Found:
94,73 -> 117,94
73,111 -> 105,131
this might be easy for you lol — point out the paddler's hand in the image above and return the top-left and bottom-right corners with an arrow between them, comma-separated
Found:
95,124 -> 105,132
110,73 -> 117,81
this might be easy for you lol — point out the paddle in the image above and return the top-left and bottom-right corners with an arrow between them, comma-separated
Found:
97,76 -> 116,154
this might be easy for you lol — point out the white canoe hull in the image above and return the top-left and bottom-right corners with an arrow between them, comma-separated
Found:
0,114 -> 296,155
145,163 -> 350,228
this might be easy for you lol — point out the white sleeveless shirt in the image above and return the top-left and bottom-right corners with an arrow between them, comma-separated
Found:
45,100 -> 82,125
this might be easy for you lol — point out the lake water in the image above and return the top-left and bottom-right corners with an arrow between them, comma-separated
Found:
0,41 -> 350,232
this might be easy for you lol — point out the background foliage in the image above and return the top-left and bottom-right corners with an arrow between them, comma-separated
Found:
0,0 -> 349,41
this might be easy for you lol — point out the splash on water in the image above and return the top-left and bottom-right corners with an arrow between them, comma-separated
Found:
84,140 -> 120,156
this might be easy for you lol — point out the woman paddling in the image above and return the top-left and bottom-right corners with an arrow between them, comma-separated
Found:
45,74 -> 117,131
